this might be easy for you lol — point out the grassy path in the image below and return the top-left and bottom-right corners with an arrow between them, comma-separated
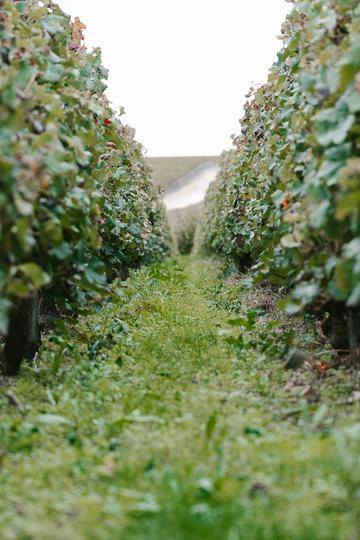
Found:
0,258 -> 360,540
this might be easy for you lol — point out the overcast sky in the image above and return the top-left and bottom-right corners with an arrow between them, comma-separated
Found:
59,0 -> 291,157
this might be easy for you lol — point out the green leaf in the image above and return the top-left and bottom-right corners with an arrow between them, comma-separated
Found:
314,107 -> 355,146
0,298 -> 12,334
347,92 -> 360,113
14,1 -> 27,12
35,414 -> 72,426
243,426 -> 262,437
227,317 -> 252,328
336,192 -> 360,220
278,298 -> 302,315
14,194 -> 33,217
344,239 -> 360,259
128,223 -> 141,236
83,262 -> 107,287
293,283 -> 319,304
341,44 -> 360,69
347,284 -> 360,307
335,260 -> 352,291
310,200 -> 330,228
205,413 -> 217,440
18,263 -> 51,288
50,242 -> 72,260
43,63 -> 65,83
124,415 -> 165,425
41,15 -> 66,35
325,143 -> 352,162
16,62 -> 38,88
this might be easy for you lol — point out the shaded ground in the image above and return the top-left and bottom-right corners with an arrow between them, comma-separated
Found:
0,258 -> 360,540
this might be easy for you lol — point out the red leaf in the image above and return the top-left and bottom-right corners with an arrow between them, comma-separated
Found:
314,361 -> 331,375
281,195 -> 291,210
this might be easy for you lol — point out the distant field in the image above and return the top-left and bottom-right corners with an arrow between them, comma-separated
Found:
147,155 -> 219,187
167,202 -> 203,254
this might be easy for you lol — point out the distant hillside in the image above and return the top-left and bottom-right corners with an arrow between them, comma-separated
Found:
147,156 -> 219,188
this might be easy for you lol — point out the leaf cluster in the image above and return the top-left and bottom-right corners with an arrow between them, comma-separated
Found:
0,0 -> 170,330
202,0 -> 360,312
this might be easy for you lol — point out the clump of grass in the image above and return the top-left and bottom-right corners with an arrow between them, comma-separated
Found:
0,257 -> 359,540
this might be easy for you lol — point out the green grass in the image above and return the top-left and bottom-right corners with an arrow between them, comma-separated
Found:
0,257 -> 360,540
148,156 -> 219,187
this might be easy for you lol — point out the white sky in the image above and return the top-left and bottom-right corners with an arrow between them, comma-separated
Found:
58,0 -> 291,157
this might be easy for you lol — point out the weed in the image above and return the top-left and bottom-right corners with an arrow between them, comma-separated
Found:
0,257 -> 359,539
